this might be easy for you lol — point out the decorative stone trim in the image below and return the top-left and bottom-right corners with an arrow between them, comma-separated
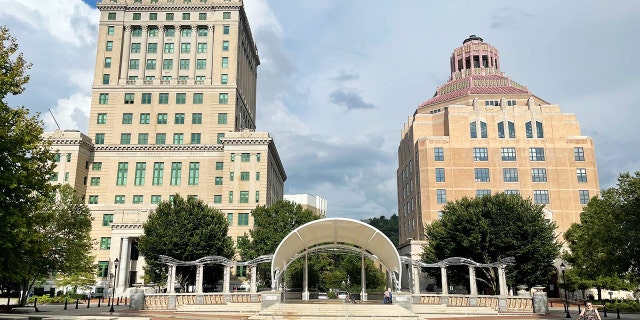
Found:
112,223 -> 143,229
94,144 -> 223,152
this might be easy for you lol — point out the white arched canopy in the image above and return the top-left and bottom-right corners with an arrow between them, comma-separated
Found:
271,218 -> 402,290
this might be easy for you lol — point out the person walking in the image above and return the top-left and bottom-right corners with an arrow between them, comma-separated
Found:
578,302 -> 602,320
383,288 -> 390,304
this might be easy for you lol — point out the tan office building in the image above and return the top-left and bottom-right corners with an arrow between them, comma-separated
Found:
45,0 -> 286,295
397,35 -> 599,248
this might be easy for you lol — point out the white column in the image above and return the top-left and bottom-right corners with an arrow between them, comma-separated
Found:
117,237 -> 130,289
155,26 -> 164,82
250,266 -> 257,293
440,265 -> 448,296
119,25 -> 131,84
172,24 -> 180,84
360,252 -> 367,301
195,264 -> 203,293
302,254 -> 309,300
189,24 -> 197,83
167,264 -> 176,293
412,263 -> 421,294
140,24 -> 149,80
223,265 -> 231,293
205,25 -> 214,85
469,266 -> 478,295
498,266 -> 508,296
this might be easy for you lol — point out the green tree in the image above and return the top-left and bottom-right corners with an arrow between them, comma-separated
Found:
237,200 -> 319,288
363,214 -> 399,245
564,172 -> 640,299
138,195 -> 234,291
423,193 -> 561,292
55,271 -> 97,295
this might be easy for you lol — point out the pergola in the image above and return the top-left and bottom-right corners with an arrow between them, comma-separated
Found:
271,218 -> 402,301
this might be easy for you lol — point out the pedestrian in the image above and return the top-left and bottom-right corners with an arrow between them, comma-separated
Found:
384,288 -> 390,304
578,301 -> 602,320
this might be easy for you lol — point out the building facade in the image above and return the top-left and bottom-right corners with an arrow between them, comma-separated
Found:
283,194 -> 328,218
397,35 -> 599,248
46,0 -> 286,296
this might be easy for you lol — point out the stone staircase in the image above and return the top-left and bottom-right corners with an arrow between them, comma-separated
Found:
175,302 -> 261,315
412,304 -> 499,318
249,302 -> 420,320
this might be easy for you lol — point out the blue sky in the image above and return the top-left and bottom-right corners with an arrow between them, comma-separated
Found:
1,0 -> 639,220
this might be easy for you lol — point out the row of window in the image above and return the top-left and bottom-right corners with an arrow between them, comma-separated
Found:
98,92 -> 228,105
107,10 -> 231,22
433,167 -> 588,183
432,147 -> 587,162
88,190 -> 260,205
97,112 -> 226,125
104,56 -> 229,70
435,189 -> 591,205
89,169 -> 259,186
470,120 -> 544,139
53,153 -> 72,162
100,211 -> 248,231
89,154 -> 259,172
94,132 -> 226,145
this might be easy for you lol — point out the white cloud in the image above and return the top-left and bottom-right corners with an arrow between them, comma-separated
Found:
45,92 -> 91,132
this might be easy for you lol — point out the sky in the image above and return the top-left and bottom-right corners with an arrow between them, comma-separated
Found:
1,0 -> 639,220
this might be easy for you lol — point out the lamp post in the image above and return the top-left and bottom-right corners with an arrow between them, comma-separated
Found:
109,258 -> 119,313
560,262 -> 570,318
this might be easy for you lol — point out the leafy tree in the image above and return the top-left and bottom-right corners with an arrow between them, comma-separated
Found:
564,172 -> 640,299
423,193 -> 561,292
362,214 -> 399,245
138,195 -> 234,291
55,271 -> 97,295
237,200 -> 319,288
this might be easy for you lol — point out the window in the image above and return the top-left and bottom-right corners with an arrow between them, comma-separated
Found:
579,190 -> 590,205
434,147 -> 444,161
101,74 -> 110,85
132,12 -> 141,20
129,58 -> 139,69
192,113 -> 202,124
120,133 -> 131,144
216,162 -> 223,170
229,191 -> 233,203
476,189 -> 491,198
475,168 -> 490,182
197,27 -> 207,37
238,213 -> 249,225
49,172 -> 58,181
134,162 -> 146,185
102,214 -> 113,226
89,195 -> 99,204
217,113 -> 228,124
221,57 -> 228,67
222,40 -> 229,51
436,189 -> 446,204
116,162 -> 128,186
256,172 -> 260,181
170,162 -> 182,185
104,57 -> 111,68
504,190 -> 520,195
182,12 -> 190,20
574,147 -> 585,161
225,213 -> 233,225
480,121 -> 487,138
536,121 -> 544,138
223,12 -> 231,19
215,177 -> 223,185
173,133 -> 184,144
190,133 -> 201,144
525,121 -> 533,138
166,13 -> 174,21
196,59 -> 206,69
503,168 -> 518,182
501,147 -> 516,161
508,121 -> 515,138
240,191 -> 249,203
223,25 -> 230,34
529,148 -> 545,161
219,93 -> 228,104
138,113 -> 150,124
174,113 -> 185,124
577,168 -> 588,183
149,13 -> 157,21
114,195 -> 125,204
174,92 -> 186,104
157,113 -> 168,124
214,195 -> 222,204
106,41 -> 113,51
180,59 -> 189,70
155,133 -> 166,144
531,168 -> 547,182
138,93 -> 151,106
124,93 -> 135,104
470,121 -> 477,138
90,177 -> 101,186
146,59 -> 156,70
199,12 -> 206,20
133,195 -> 143,204
100,237 -> 111,249
107,26 -> 115,35
188,162 -> 199,185
181,28 -> 191,37
164,43 -> 174,53
159,93 -> 169,104
533,190 -> 549,204
132,27 -> 142,37
162,59 -> 173,70
97,113 -> 107,124
122,113 -> 133,124
197,42 -> 207,53
241,153 -> 250,162
473,147 -> 488,161
181,43 -> 190,53
497,121 -> 505,138
97,261 -> 110,278
229,172 -> 234,181
256,153 -> 261,161
152,162 -> 164,185
221,74 -> 228,84
138,133 -> 148,144
240,172 -> 249,181
92,162 -> 102,171
99,93 -> 109,104
217,133 -> 225,144
435,168 -> 445,182
108,12 -> 116,20
95,133 -> 105,144
151,195 -> 162,204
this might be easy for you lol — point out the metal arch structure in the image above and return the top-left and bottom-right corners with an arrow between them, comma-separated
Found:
271,218 -> 402,292
401,256 -> 516,268
285,244 -> 394,277
159,254 -> 274,267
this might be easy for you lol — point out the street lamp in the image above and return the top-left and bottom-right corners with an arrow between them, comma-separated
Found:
560,262 -> 570,318
109,258 -> 119,313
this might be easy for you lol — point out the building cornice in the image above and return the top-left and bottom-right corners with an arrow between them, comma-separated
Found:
112,223 -> 143,229
94,144 -> 224,152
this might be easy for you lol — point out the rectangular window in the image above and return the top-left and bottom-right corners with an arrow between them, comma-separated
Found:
474,168 -> 490,182
132,27 -> 142,37
229,191 -> 233,203
129,59 -> 139,69
162,59 -> 173,70
90,177 -> 101,186
256,153 -> 261,161
99,93 -> 109,104
122,113 -> 133,124
175,93 -> 186,104
174,113 -> 185,124
116,162 -> 128,186
188,162 -> 199,185
473,147 -> 488,161
181,28 -> 191,37
95,133 -> 105,144
216,162 -> 223,170
124,93 -> 134,104
120,133 -> 131,144
97,113 -> 107,124
133,195 -> 143,204
501,147 -> 516,161
104,57 -> 111,68
190,133 -> 201,144
134,162 -> 146,186
226,213 -> 233,225
215,177 -> 223,185
531,168 -> 547,182
217,133 -> 225,144
434,147 -> 444,161
157,113 -> 168,124
533,190 -> 550,204
240,172 -> 249,181
152,162 -> 164,185
529,147 -> 545,161
256,172 -> 260,181
130,43 -> 141,53
579,190 -> 590,205
221,74 -> 228,84
197,42 -> 207,53
102,214 -> 113,226
182,12 -> 190,20
196,59 -> 206,69
476,189 -> 491,198
100,237 -> 111,250
114,195 -> 125,204
146,59 -> 156,70
238,213 -> 249,225
151,195 -> 162,204
222,57 -> 228,67
107,25 -> 115,35
102,74 -> 110,84
574,147 -> 585,161
470,121 -> 477,138
436,189 -> 446,204
137,133 -> 148,144
132,12 -> 141,20
219,93 -> 228,104
504,190 -> 520,195
166,13 -> 174,21
223,25 -> 230,34
155,133 -> 166,144
97,261 -> 109,277
89,195 -> 99,204
503,168 -> 519,182
222,40 -> 229,51
106,41 -> 113,51
214,195 -> 222,204
216,113 -> 228,124
241,153 -> 250,162
149,13 -> 157,21
577,168 -> 588,183
180,59 -> 189,70
526,121 -> 533,138
170,162 -> 182,185
435,168 -> 445,182
240,191 -> 249,203
181,43 -> 191,53
173,133 -> 184,144
256,191 -> 260,203
139,93 -> 151,105
108,12 -> 116,20
497,121 -> 505,138
191,113 -> 202,124
159,93 -> 169,104
164,43 -> 174,53
92,162 -> 102,171
199,12 -> 206,20
197,27 -> 207,37
223,12 -> 231,19
480,121 -> 487,138
230,172 -> 234,181
508,121 -> 515,138
536,121 -> 544,138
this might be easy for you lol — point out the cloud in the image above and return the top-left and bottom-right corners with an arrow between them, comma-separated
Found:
329,89 -> 376,111
331,70 -> 359,83
490,7 -> 535,29
45,92 -> 91,132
